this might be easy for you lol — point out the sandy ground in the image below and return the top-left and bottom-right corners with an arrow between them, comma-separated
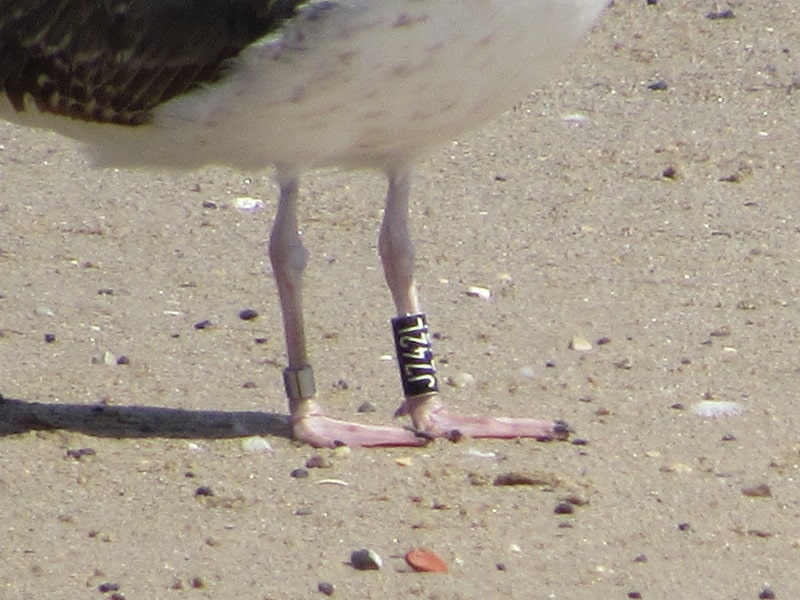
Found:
2,1 -> 799,598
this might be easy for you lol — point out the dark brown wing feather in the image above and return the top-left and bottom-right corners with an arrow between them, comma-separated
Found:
0,0 -> 304,125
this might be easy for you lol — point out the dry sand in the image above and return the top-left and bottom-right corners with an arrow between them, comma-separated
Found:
1,1 -> 799,598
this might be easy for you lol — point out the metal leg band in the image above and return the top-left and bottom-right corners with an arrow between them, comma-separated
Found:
391,313 -> 439,398
283,365 -> 316,401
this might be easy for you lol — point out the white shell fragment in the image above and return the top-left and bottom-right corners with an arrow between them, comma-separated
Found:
232,196 -> 263,212
466,285 -> 492,301
569,336 -> 593,352
241,436 -> 274,454
691,400 -> 743,418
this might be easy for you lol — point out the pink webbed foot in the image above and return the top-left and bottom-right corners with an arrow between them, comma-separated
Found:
291,402 -> 428,448
397,395 -> 571,442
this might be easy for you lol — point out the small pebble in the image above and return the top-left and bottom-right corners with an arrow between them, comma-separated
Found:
194,486 -> 214,497
633,554 -> 648,563
44,333 -> 56,343
357,401 -> 377,413
241,436 -> 273,454
741,483 -> 772,498
232,196 -> 263,212
404,548 -> 448,573
677,523 -> 691,531
445,371 -> 475,388
306,455 -> 332,469
350,548 -> 382,571
569,336 -> 592,352
98,582 -> 120,593
238,308 -> 259,320
692,400 -> 743,418
628,592 -> 642,599
553,502 -> 574,515
706,9 -> 734,19
290,468 -> 309,479
465,285 -> 491,300
66,448 -> 96,460
759,586 -> 776,599
317,581 -> 335,596
116,355 -> 130,365
333,445 -> 351,459
647,79 -> 668,91
194,319 -> 212,330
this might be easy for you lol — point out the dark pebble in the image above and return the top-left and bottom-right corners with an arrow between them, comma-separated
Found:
357,401 -> 377,413
98,582 -> 120,593
290,468 -> 309,479
97,288 -> 114,295
239,308 -> 259,320
317,581 -> 335,596
194,486 -> 214,497
294,506 -> 312,516
722,433 -> 737,441
677,523 -> 691,531
116,356 -> 130,365
193,320 -> 212,330
596,336 -> 611,345
670,403 -> 685,410
647,79 -> 668,91
44,333 -> 56,343
350,548 -> 382,570
759,587 -> 776,599
254,337 -> 268,344
662,165 -> 678,178
66,448 -> 96,460
554,502 -> 574,515
706,9 -> 734,19
633,553 -> 648,563
496,563 -> 507,571
571,438 -> 588,446
628,593 -> 642,599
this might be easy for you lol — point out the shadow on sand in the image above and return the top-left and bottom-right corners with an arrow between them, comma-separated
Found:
0,394 -> 292,440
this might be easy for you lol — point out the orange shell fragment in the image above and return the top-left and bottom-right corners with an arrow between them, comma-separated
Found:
404,548 -> 448,573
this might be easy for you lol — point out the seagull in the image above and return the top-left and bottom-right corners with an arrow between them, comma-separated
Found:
1,0 -> 607,448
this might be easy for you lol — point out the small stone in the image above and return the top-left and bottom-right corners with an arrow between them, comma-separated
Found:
677,523 -> 691,531
238,308 -> 259,320
569,336 -> 592,352
706,9 -> 734,19
194,486 -> 214,497
633,554 -> 648,563
357,401 -> 377,413
465,285 -> 491,300
553,502 -> 574,515
306,455 -> 332,469
232,196 -> 263,211
759,586 -> 776,599
241,436 -> 273,454
333,445 -> 351,459
317,581 -> 335,596
647,79 -> 668,91
290,468 -> 309,479
741,483 -> 772,498
193,319 -> 212,330
294,506 -> 312,516
350,548 -> 382,571
44,332 -> 56,343
628,593 -> 642,599
116,355 -> 130,365
446,371 -> 475,388
98,582 -> 120,593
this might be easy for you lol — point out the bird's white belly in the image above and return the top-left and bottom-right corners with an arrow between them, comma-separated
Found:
11,0 -> 606,170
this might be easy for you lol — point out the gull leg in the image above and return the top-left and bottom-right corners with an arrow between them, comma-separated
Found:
379,166 -> 569,442
269,166 -> 424,448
